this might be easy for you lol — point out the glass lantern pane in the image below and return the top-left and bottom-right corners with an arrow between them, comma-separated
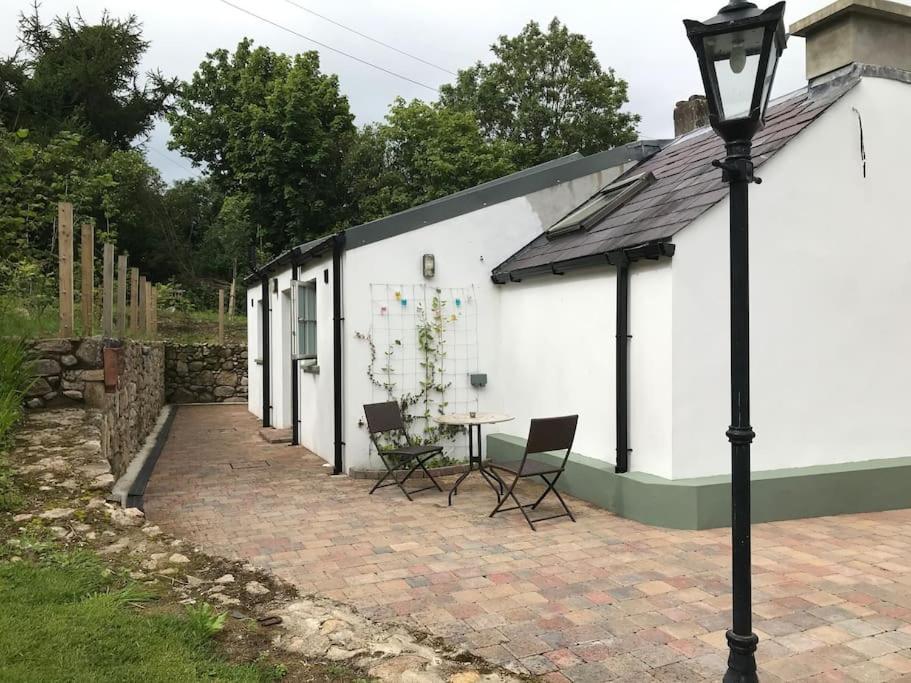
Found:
759,42 -> 779,118
705,27 -> 764,121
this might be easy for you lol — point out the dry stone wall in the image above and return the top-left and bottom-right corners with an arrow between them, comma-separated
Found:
26,338 -> 165,479
164,343 -> 247,404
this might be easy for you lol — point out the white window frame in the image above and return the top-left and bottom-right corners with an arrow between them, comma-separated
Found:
291,279 -> 317,361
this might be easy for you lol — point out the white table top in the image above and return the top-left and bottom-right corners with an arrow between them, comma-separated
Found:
433,412 -> 514,426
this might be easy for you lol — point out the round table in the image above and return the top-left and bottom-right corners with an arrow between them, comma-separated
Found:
434,412 -> 514,505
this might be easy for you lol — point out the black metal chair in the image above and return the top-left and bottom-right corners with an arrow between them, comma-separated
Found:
488,415 -> 579,530
363,401 -> 444,501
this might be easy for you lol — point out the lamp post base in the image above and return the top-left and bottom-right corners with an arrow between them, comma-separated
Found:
724,630 -> 759,682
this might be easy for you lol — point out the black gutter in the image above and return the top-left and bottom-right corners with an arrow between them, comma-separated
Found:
261,277 -> 271,428
614,253 -> 631,474
332,233 -> 345,474
491,241 -> 675,284
291,263 -> 299,446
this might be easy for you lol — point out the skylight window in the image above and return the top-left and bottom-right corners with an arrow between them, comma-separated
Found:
547,172 -> 656,237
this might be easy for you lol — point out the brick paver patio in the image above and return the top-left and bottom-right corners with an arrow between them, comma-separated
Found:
145,405 -> 911,681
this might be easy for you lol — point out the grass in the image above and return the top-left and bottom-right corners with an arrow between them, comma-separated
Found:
0,293 -> 245,345
0,548 -> 279,682
157,308 -> 246,345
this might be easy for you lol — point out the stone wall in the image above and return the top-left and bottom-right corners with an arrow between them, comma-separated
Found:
26,338 -> 166,479
164,343 -> 247,404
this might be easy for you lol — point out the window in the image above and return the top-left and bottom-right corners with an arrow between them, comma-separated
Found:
291,280 -> 317,360
547,172 -> 656,237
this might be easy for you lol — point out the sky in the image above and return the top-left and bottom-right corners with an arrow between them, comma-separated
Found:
0,0 -> 830,184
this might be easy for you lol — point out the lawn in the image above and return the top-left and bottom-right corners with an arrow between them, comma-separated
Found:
0,548 -> 277,682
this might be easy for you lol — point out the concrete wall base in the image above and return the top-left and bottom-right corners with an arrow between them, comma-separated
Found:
488,434 -> 911,530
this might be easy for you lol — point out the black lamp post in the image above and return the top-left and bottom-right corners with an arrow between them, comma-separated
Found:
683,2 -> 787,681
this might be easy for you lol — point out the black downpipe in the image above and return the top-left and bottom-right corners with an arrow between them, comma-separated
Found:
615,257 -> 631,474
291,263 -> 299,446
332,233 -> 345,474
261,277 -> 271,428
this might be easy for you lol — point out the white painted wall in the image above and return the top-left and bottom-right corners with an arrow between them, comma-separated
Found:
494,268 -> 617,463
494,259 -> 674,479
341,170 -> 621,472
672,76 -> 911,478
629,260 -> 673,478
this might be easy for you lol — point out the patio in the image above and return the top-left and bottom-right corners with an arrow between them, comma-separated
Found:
145,405 -> 911,682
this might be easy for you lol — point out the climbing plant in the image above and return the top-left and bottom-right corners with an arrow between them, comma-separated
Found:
356,289 -> 461,452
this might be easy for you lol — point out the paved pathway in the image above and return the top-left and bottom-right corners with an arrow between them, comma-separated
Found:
146,405 -> 911,682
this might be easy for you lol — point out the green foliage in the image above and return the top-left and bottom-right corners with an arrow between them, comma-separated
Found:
0,550 -> 270,681
185,602 -> 227,638
440,18 -> 639,167
344,98 -> 516,224
1,6 -> 177,148
0,334 -> 33,512
168,39 -> 355,252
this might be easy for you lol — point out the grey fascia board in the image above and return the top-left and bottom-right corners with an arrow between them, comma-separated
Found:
243,235 -> 335,285
491,241 -> 676,284
344,142 -> 668,251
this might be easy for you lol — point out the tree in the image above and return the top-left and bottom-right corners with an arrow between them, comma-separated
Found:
344,98 -> 516,224
440,18 -> 639,168
167,39 -> 355,252
0,6 -> 177,148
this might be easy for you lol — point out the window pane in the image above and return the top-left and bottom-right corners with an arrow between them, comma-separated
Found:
296,282 -> 317,358
305,321 -> 317,357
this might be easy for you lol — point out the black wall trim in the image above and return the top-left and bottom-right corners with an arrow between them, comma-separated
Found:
332,233 -> 345,475
261,277 -> 271,428
614,256 -> 631,474
291,263 -> 300,446
126,406 -> 178,512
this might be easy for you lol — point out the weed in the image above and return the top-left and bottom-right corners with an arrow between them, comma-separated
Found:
185,601 -> 228,637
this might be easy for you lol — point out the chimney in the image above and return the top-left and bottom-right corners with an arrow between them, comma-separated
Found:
673,95 -> 710,137
791,0 -> 911,81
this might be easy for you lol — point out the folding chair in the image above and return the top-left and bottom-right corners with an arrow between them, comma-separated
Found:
363,401 -> 444,501
488,415 -> 579,530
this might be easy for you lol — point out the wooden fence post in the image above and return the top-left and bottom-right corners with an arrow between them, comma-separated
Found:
80,223 -> 93,336
138,275 -> 147,333
129,268 -> 139,333
102,243 -> 114,337
151,286 -> 159,338
117,255 -> 128,337
218,288 -> 225,344
58,202 -> 74,337
144,279 -> 153,336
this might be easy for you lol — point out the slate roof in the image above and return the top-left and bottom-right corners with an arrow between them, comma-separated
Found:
491,79 -> 858,284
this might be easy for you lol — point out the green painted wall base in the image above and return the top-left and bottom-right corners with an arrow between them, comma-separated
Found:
487,434 -> 911,530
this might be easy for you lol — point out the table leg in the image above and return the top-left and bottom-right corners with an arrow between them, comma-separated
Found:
448,424 -> 502,504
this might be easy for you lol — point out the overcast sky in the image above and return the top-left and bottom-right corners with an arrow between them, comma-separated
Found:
1,0 -> 829,183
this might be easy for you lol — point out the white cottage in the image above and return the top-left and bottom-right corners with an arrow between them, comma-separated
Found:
248,0 -> 911,528
245,142 -> 660,469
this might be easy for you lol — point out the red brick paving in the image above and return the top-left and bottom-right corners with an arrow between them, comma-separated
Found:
145,405 -> 911,681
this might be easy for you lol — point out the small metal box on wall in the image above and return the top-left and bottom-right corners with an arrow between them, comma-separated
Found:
470,373 -> 487,388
